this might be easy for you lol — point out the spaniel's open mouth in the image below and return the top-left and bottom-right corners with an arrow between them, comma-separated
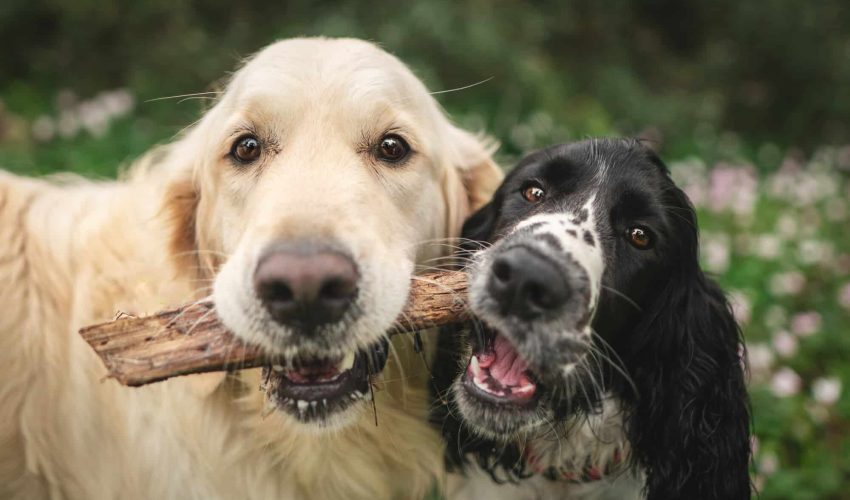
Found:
462,327 -> 539,408
261,339 -> 388,424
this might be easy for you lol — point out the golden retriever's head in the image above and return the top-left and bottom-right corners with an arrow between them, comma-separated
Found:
163,38 -> 501,428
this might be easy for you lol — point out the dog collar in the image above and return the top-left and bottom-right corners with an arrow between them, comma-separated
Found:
524,445 -> 627,484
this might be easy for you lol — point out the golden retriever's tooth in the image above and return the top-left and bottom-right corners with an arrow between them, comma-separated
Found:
272,364 -> 284,372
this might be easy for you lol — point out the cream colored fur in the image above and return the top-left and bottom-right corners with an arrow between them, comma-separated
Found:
0,38 -> 502,500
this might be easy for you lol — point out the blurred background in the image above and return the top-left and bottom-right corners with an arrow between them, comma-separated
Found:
2,1 -> 848,497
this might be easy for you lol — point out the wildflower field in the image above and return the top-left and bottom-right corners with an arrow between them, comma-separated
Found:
672,148 -> 850,498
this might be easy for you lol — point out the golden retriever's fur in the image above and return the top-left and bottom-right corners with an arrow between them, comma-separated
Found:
0,38 -> 502,499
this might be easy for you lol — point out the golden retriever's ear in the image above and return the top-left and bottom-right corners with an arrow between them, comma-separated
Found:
163,174 -> 200,277
443,126 -> 504,238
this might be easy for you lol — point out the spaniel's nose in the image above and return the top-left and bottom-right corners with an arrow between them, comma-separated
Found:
487,246 -> 570,320
253,248 -> 358,330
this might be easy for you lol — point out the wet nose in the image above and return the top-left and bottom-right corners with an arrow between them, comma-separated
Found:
253,248 -> 358,330
487,246 -> 570,320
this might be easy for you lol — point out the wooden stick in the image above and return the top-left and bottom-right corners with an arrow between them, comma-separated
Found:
80,271 -> 468,387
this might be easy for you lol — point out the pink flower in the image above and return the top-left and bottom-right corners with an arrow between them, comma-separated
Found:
708,164 -> 758,217
791,311 -> 822,337
771,367 -> 802,397
772,330 -> 798,358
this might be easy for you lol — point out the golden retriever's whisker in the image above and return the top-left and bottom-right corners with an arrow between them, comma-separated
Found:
413,264 -> 463,275
428,76 -> 494,95
145,91 -> 223,103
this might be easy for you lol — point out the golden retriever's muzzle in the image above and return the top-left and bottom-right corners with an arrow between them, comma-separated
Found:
254,242 -> 360,334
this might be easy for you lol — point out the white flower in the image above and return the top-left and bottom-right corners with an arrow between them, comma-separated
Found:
758,452 -> 779,476
812,377 -> 842,406
791,312 -> 821,337
797,239 -> 834,266
772,330 -> 798,358
775,214 -> 797,240
771,367 -> 802,397
763,305 -> 788,330
728,290 -> 751,325
747,343 -> 774,382
702,234 -> 731,274
753,234 -> 781,259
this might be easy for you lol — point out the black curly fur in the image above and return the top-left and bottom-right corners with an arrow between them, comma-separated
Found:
430,138 -> 752,499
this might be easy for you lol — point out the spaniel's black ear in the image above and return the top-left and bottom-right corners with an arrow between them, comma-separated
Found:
622,183 -> 752,499
459,200 -> 499,253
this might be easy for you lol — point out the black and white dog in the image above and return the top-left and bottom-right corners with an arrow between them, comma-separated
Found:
432,139 -> 751,499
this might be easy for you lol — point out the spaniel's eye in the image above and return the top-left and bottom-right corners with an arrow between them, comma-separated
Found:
231,135 -> 261,164
376,134 -> 410,163
521,183 -> 546,203
626,226 -> 654,249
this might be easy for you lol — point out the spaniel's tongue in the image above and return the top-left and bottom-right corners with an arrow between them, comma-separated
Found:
468,334 -> 536,401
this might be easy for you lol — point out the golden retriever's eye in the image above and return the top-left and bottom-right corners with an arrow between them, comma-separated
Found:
231,135 -> 261,164
376,134 -> 410,163
521,182 -> 545,203
626,226 -> 654,249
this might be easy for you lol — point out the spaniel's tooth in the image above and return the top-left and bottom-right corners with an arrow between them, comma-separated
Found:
350,393 -> 358,400
309,401 -> 317,410
339,352 -> 356,371
364,390 -> 373,401
297,400 -> 308,413
322,399 -> 328,408
272,364 -> 284,372
470,356 -> 481,376
354,390 -> 363,398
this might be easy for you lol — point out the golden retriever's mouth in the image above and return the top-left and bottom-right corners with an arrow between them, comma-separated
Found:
261,339 -> 388,423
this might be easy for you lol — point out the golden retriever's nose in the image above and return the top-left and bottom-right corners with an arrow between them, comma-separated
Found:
253,249 -> 359,330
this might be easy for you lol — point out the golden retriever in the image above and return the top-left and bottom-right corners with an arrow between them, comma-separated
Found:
0,37 -> 502,499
